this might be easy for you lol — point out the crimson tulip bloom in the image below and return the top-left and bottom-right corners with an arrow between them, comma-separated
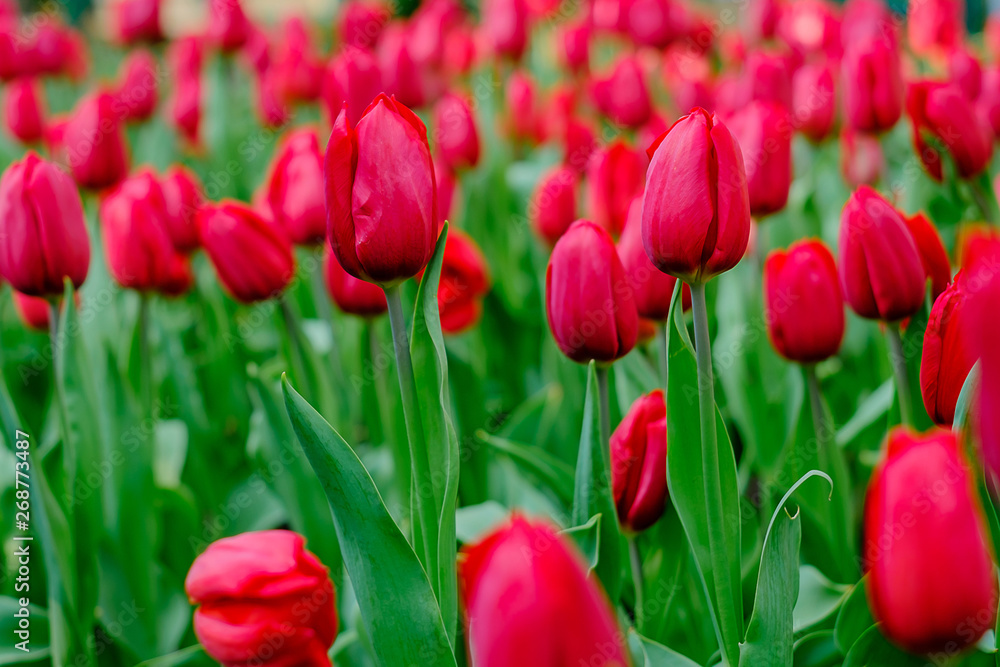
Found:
265,128 -> 326,246
586,141 -> 645,238
977,66 -> 1000,141
325,251 -> 387,318
199,201 -> 296,303
907,0 -> 963,56
160,166 -> 203,254
642,107 -> 751,284
792,60 -> 837,142
323,46 -> 383,129
530,166 -> 577,247
949,48 -> 982,100
840,129 -> 884,187
964,241 -> 1000,482
186,530 -> 338,667
208,0 -> 250,52
376,23 -> 442,110
113,49 -> 159,123
505,71 -> 541,144
618,198 -> 689,320
611,390 -> 668,532
559,21 -> 590,73
434,229 -> 491,334
546,219 -> 638,363
433,93 -> 481,173
744,48 -> 793,109
112,0 -> 163,44
3,77 -> 45,144
864,428 -> 997,655
270,17 -> 325,105
166,36 -> 203,146
482,0 -> 530,61
920,278 -> 975,426
460,516 -> 630,666
626,0 -> 677,48
907,80 -> 993,182
63,90 -> 129,190
838,187 -> 926,322
0,152 -> 90,297
339,0 -> 391,49
13,290 -> 52,332
842,36 -> 904,133
764,239 -> 845,363
728,100 -> 792,217
590,55 -> 652,129
903,212 -> 951,301
325,94 -> 438,286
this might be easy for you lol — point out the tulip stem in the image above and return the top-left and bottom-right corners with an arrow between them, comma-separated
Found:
969,173 -> 1000,225
885,325 -> 913,427
138,293 -> 153,419
279,298 -> 314,401
596,365 -> 611,449
628,537 -> 645,631
48,301 -> 73,457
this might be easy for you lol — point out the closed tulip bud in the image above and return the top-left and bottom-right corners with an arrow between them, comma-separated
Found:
114,49 -> 159,123
586,141 -> 645,238
64,90 -> 129,191
963,242 -> 1000,481
559,21 -> 590,73
0,152 -> 90,297
838,186 -> 926,321
619,200 -> 692,320
728,100 -> 793,217
199,201 -> 295,303
271,17 -> 325,105
13,290 -> 52,332
743,0 -> 779,43
792,60 -> 837,142
265,128 -> 326,246
978,66 -> 1000,141
255,69 -> 291,129
186,530 -> 338,667
505,71 -> 542,144
903,212 -> 951,301
626,0 -> 675,48
744,48 -> 793,109
642,107 -> 751,283
546,219 -> 638,363
842,37 -> 904,133
948,48 -> 981,100
323,46 -> 382,129
325,251 -> 387,318
776,0 -> 842,60
433,92 -> 480,172
764,239 -> 845,363
436,229 -> 490,334
436,160 -> 457,227
482,0 -> 530,61
908,0 -> 963,56
340,0 -> 391,50
611,390 -> 667,532
166,36 -> 203,146
460,516 -> 630,666
907,80 -> 993,182
920,278 -> 975,425
3,77 -> 45,144
864,428 -> 997,655
840,129 -> 884,187
112,0 -> 163,44
376,23 -> 441,110
530,166 -> 578,247
160,166 -> 203,254
209,0 -> 250,52
590,55 -> 652,129
563,117 -> 597,173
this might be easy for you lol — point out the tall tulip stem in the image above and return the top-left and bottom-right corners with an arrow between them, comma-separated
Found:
969,172 -> 1000,226
628,536 -> 645,631
48,301 -> 72,453
886,324 -> 913,426
596,365 -> 611,449
138,294 -> 153,419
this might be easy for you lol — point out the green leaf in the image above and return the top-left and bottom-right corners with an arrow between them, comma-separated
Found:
843,625 -> 929,667
282,376 -> 457,667
134,645 -> 211,667
793,631 -> 841,667
572,362 -> 622,602
560,513 -> 602,576
834,578 -> 875,654
455,501 -> 509,544
953,361 -> 981,432
899,301 -> 935,431
835,379 -> 894,451
477,431 -> 575,504
627,629 -> 702,667
793,567 -> 850,633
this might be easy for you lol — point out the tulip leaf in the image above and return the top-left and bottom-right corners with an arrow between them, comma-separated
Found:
899,301 -> 935,431
560,513 -> 602,576
953,361 -> 981,432
134,645 -> 211,667
455,501 -> 509,544
572,361 -> 622,602
477,430 -> 575,504
833,578 -> 875,654
627,629 -> 702,667
282,377 -> 458,667
842,625 -> 930,667
792,631 -> 840,667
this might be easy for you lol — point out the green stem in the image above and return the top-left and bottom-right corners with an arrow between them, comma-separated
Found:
628,537 -> 645,631
48,301 -> 73,456
969,173 -> 999,225
596,365 -> 611,450
138,294 -> 153,419
885,325 -> 913,427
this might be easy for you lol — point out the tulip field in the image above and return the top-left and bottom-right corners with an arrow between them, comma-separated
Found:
5,0 -> 1000,665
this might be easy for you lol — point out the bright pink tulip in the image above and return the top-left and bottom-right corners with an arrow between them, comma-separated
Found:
949,48 -> 982,100
482,0 -> 530,61
559,21 -> 590,73
339,0 -> 391,50
13,290 -> 52,331
166,36 -> 203,146
920,277 -> 975,426
112,0 -> 163,44
908,0 -> 964,56
208,0 -> 250,52
160,166 -> 203,254
113,49 -> 159,123
792,60 -> 837,142
840,129 -> 884,187
270,16 -> 325,105
904,212 -> 951,301
618,199 -> 687,321
435,229 -> 491,334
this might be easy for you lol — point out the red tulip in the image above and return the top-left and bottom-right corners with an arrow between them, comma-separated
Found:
266,128 -> 326,246
255,68 -> 291,129
166,36 -> 203,146
199,201 -> 295,303
339,0 -> 391,50
436,160 -> 457,227
0,152 -> 90,297
112,0 -> 163,44
64,90 -> 129,190
323,46 -> 383,129
963,239 -> 1000,482
642,107 -> 751,283
920,277 -> 975,426
505,71 -> 542,144
948,48 -> 982,100
977,66 -> 1000,141
838,186 -> 926,322
559,21 -> 590,73
270,17 -> 325,105
546,219 -> 638,363
842,36 -> 904,133
324,250 -> 388,318
906,80 -> 993,182
863,428 -> 997,655
840,129 -> 884,187
208,0 -> 250,52
113,49 -> 159,123
590,55 -> 652,129
160,166 -> 203,254
764,239 -> 845,363
376,22 -> 441,109
562,116 -> 597,173
586,141 -> 645,238
626,0 -> 676,48
433,92 -> 481,172
619,198 -> 690,320
611,390 -> 667,532
12,290 -> 52,332
325,94 -> 437,286
907,0 -> 963,56
3,77 -> 45,144
460,516 -> 629,666
728,100 -> 793,217
435,229 -> 491,334
482,0 -> 530,61
744,48 -> 794,109
186,530 -> 338,667
776,0 -> 842,60
792,60 -> 837,142
903,212 -> 951,301
530,165 -> 578,247
743,0 -> 779,43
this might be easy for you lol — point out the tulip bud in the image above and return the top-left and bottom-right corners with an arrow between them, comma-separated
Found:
265,128 -> 326,246
270,17 -> 325,105
482,0 -> 530,61
460,516 -> 630,666
842,36 -> 904,133
505,71 -> 542,144
642,107 -> 751,283
963,240 -> 1000,482
792,60 -> 837,142
744,48 -> 793,109
0,152 -> 90,297
906,80 -> 993,182
546,219 -> 638,363
209,0 -> 250,52
186,530 -> 338,667
743,0 -> 779,43
728,100 -> 793,217
559,21 -> 590,73
436,160 -> 457,227
199,201 -> 295,303
436,229 -> 490,334
114,49 -> 159,123
840,129 -> 884,187
530,166 -> 578,247
323,46 -> 383,129
325,250 -> 388,318
563,117 -> 597,173
764,239 -> 845,363
340,0 -> 391,50
920,278 -> 975,425
160,166 -> 203,254
433,92 -> 480,173
63,90 -> 130,190
618,198 -> 688,321
948,48 -> 981,100
13,290 -> 52,331
590,55 -> 652,129
166,36 -> 203,146
978,66 -> 1000,141
611,390 -> 668,532
838,186 -> 926,321
776,0 -> 842,60
3,77 -> 45,144
907,0 -> 963,56
903,212 -> 951,301
863,428 -> 997,655
325,94 -> 438,286
112,0 -> 163,44
586,141 -> 645,238
626,0 -> 675,48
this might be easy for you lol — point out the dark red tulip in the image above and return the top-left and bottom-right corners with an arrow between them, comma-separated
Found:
920,277 -> 975,426
590,55 -> 652,129
186,530 -> 338,667
339,0 -> 391,50
112,0 -> 163,44
460,516 -> 630,666
376,23 -> 441,109
964,239 -> 1000,482
433,92 -> 480,172
586,141 -> 645,238
619,199 -> 690,320
948,48 -> 982,100
642,107 -> 751,283
325,94 -> 437,286
728,100 -> 793,217
611,390 -> 667,533
792,60 -> 837,142
864,428 -> 997,655
840,129 -> 884,187
559,21 -> 590,73
324,250 -> 388,318
838,186 -> 926,322
266,128 -> 326,246
199,201 -> 296,303
64,90 -> 129,190
3,77 -> 45,144
208,0 -> 250,52
166,36 -> 203,146
0,152 -> 90,297
323,46 -> 382,129
13,290 -> 52,332
482,0 -> 530,61
842,36 -> 904,133
530,165 -> 578,247
435,229 -> 491,334
160,166 -> 203,254
764,239 -> 845,363
270,17 -> 325,105
113,49 -> 159,123
546,219 -> 638,363
907,80 -> 993,182
904,212 -> 951,301
907,0 -> 963,56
